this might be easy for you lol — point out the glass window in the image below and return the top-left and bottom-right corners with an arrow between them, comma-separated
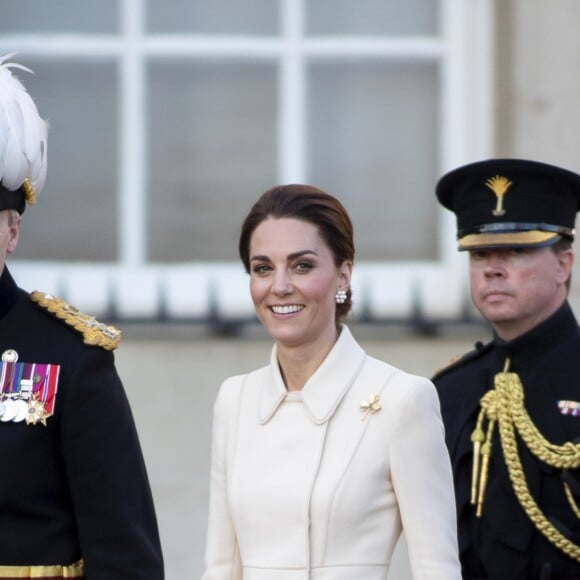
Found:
146,0 -> 278,35
147,61 -> 277,262
308,61 -> 440,261
0,0 -> 490,325
15,60 -> 119,261
307,0 -> 439,36
0,0 -> 119,34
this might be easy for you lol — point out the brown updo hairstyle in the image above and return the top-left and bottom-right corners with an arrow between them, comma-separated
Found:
239,184 -> 355,321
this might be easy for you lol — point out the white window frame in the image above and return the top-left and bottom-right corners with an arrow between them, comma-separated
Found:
1,0 -> 494,325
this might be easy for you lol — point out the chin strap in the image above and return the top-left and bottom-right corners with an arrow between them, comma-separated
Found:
471,357 -> 580,562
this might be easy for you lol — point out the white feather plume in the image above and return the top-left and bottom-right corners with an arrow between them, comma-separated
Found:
0,53 -> 48,196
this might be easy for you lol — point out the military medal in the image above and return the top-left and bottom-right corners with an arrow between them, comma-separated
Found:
0,357 -> 60,425
1,349 -> 18,363
26,398 -> 50,426
0,398 -> 18,422
12,399 -> 28,422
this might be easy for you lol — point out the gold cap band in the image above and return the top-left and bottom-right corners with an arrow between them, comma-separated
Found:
458,230 -> 559,251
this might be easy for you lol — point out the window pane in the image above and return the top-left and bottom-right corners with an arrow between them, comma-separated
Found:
0,0 -> 119,34
309,62 -> 439,261
147,61 -> 277,262
15,60 -> 119,261
308,0 -> 439,36
146,0 -> 278,34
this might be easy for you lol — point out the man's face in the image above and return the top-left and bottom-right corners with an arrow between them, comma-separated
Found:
469,246 -> 573,341
0,210 -> 21,272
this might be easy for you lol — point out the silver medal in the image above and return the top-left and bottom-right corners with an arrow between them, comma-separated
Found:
0,399 -> 18,422
1,349 -> 18,363
12,399 -> 29,422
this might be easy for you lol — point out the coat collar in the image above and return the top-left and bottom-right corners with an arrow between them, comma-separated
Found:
258,325 -> 367,425
493,300 -> 577,368
0,267 -> 23,320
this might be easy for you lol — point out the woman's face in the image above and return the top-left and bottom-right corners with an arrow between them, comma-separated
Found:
248,217 -> 351,350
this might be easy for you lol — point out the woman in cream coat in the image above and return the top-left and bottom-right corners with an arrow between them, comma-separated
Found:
201,185 -> 461,580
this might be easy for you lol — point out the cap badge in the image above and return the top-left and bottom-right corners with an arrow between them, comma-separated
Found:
485,174 -> 513,216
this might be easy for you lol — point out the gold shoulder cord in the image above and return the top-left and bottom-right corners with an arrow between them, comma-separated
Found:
471,358 -> 580,562
30,291 -> 121,351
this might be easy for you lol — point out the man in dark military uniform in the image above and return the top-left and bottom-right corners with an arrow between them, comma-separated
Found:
433,158 -> 580,579
0,57 -> 164,578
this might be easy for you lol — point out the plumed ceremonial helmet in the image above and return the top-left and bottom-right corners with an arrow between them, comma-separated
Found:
436,158 -> 580,251
0,54 -> 48,214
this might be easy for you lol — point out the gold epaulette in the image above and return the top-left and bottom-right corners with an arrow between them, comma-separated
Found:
30,291 -> 121,351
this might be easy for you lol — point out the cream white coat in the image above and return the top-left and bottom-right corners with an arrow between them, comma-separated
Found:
201,326 -> 460,580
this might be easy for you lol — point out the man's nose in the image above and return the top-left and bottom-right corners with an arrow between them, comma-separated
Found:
483,255 -> 507,278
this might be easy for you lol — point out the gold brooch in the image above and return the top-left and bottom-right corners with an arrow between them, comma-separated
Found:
360,394 -> 381,421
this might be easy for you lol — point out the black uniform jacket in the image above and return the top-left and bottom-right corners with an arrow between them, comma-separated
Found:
433,301 -> 580,580
0,267 -> 164,579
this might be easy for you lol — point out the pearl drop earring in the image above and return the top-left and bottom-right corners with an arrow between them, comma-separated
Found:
335,289 -> 347,304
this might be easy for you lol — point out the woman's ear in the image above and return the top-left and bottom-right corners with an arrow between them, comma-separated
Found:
339,260 -> 353,290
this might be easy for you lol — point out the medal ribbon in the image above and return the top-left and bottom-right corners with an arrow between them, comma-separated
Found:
0,362 -> 19,395
34,363 -> 60,415
0,362 -> 60,414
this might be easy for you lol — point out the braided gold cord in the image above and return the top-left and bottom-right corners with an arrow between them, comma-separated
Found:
471,390 -> 500,514
470,412 -> 486,505
501,373 -> 580,468
564,483 -> 580,519
476,417 -> 496,517
488,369 -> 580,561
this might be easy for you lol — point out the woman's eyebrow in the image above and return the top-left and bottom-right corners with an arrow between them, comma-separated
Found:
250,249 -> 318,262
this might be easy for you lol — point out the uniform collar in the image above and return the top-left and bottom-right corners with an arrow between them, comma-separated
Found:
493,300 -> 578,369
0,267 -> 21,320
258,324 -> 366,425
